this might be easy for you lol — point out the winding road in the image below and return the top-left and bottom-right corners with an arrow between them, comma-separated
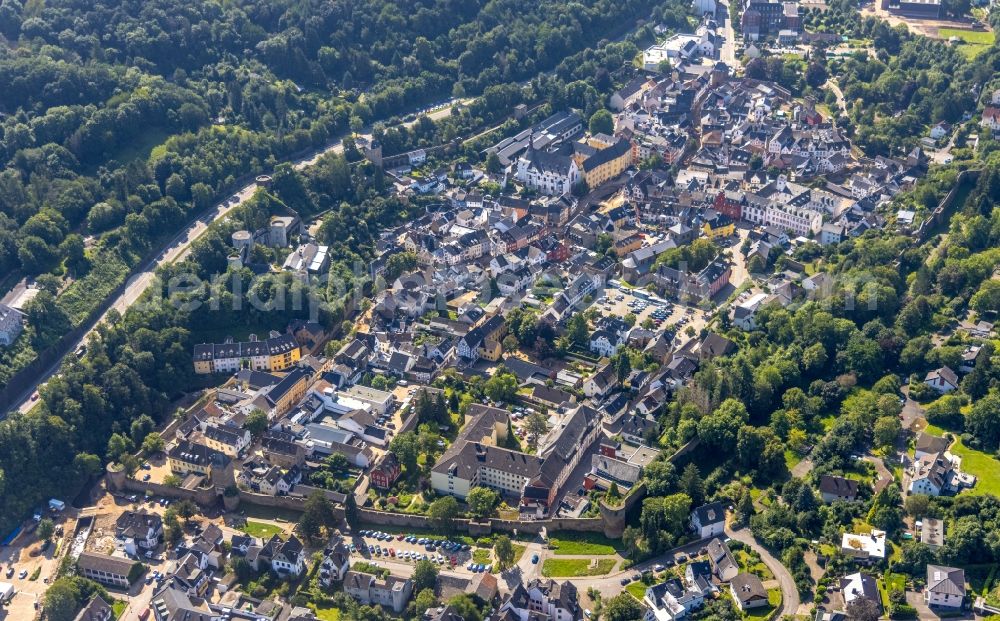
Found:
725,525 -> 802,617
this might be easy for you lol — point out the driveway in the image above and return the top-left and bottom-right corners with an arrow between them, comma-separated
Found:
900,387 -> 926,432
905,590 -> 977,620
791,457 -> 814,479
725,525 -> 802,617
864,455 -> 894,494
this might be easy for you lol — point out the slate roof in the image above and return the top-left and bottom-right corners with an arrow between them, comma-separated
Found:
915,433 -> 950,455
926,565 -> 965,597
692,501 -> 726,526
819,475 -> 859,499
731,573 -> 767,605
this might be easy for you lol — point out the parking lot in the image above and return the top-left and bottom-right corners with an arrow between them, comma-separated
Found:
595,283 -> 703,335
350,530 -> 494,574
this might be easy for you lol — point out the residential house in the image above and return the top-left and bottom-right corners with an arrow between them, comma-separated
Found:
255,535 -> 306,577
690,502 -> 726,539
456,314 -> 506,363
981,107 -> 1000,132
730,574 -> 768,611
907,452 -> 974,496
840,572 -> 880,612
611,76 -> 653,112
590,328 -> 624,358
588,453 -> 642,491
114,510 -> 163,556
707,538 -> 739,582
620,414 -> 659,446
319,541 -> 352,588
201,423 -> 251,457
643,577 -> 707,621
343,571 -> 414,613
584,364 -> 618,399
0,304 -> 24,346
818,475 -> 859,503
73,595 -> 113,621
732,292 -> 770,331
170,552 -> 210,597
167,441 -> 230,476
522,578 -> 583,621
925,565 -> 965,609
959,344 -> 986,374
370,452 -> 402,490
914,433 -> 950,460
192,333 -> 301,374
924,366 -> 959,394
840,530 -> 886,564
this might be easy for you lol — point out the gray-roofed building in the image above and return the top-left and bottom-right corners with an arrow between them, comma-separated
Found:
690,502 -> 726,539
707,538 -> 739,582
914,433 -> 950,459
920,517 -> 945,548
730,573 -> 768,611
78,552 -> 141,588
818,475 -> 859,503
589,454 -> 642,490
343,570 -> 413,613
925,565 -> 965,608
840,572 -> 879,610
620,414 -> 659,446
73,595 -> 113,621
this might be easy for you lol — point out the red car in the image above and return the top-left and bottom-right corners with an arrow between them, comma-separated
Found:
397,535 -> 405,541
389,548 -> 396,557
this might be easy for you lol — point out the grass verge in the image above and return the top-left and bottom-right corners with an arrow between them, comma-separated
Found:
541,558 -> 616,577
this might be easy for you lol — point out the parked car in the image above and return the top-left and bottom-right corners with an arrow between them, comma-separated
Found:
531,554 -> 539,564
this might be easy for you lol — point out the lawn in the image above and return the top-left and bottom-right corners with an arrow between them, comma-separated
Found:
957,43 -> 991,59
951,439 -> 1000,496
879,572 -> 906,609
744,588 -> 782,621
938,28 -> 995,44
548,533 -> 621,555
541,558 -> 616,577
923,425 -> 1000,496
473,549 -> 492,565
736,550 -> 774,581
938,28 -> 996,60
626,581 -> 648,600
112,600 -> 128,619
242,520 -> 284,539
308,604 -> 342,621
784,449 -> 802,470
